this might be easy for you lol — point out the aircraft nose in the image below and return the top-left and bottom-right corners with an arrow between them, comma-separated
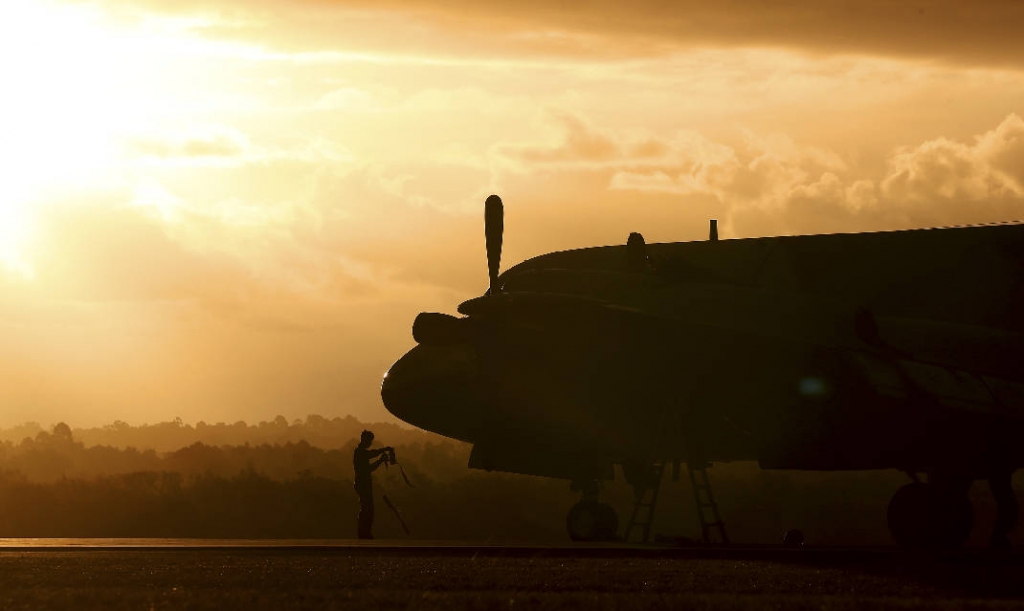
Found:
381,343 -> 482,442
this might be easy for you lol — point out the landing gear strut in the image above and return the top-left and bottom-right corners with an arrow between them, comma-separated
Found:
988,470 -> 1019,551
887,480 -> 973,549
566,479 -> 619,541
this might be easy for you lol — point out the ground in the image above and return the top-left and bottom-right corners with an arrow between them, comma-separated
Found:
1,544 -> 1023,609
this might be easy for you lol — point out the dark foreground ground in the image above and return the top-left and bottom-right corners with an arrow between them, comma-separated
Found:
2,544 -> 1024,610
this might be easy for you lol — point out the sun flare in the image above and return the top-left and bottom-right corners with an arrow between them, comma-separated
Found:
0,0 -> 221,275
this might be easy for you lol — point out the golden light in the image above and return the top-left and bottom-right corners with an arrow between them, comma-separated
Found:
0,0 -> 216,276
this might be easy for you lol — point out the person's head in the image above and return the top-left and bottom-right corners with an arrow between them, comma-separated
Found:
359,430 -> 374,447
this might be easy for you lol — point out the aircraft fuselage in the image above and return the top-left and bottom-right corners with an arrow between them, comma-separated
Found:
383,222 -> 1024,482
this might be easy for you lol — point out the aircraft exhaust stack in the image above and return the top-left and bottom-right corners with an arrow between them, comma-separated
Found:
709,219 -> 719,241
413,312 -> 469,345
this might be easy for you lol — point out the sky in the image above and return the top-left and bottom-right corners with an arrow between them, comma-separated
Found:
1,0 -> 1022,427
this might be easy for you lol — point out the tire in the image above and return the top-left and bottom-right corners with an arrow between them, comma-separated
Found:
887,482 -> 973,550
595,502 -> 619,540
931,487 -> 974,549
567,501 -> 619,542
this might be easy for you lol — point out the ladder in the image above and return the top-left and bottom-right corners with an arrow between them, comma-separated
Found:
623,462 -> 666,543
687,461 -> 729,544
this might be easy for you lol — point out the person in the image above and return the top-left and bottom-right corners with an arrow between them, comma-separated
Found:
353,430 -> 392,539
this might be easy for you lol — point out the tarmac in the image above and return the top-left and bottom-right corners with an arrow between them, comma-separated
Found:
1,537 -> 1021,561
2,540 -> 1023,610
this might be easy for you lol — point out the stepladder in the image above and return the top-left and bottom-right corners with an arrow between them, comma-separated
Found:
687,460 -> 729,544
622,461 -> 666,543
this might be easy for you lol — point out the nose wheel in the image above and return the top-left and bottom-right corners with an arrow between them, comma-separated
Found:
566,479 -> 619,541
567,501 -> 619,541
887,482 -> 973,549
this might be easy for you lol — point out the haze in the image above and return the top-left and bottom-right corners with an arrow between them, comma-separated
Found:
1,0 -> 1022,427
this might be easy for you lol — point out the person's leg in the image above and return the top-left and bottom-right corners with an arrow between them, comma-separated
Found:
357,487 -> 374,539
366,495 -> 375,539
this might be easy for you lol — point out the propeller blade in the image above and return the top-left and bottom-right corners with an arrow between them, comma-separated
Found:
485,194 -> 503,294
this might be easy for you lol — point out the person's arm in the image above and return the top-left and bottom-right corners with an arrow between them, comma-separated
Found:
368,446 -> 395,471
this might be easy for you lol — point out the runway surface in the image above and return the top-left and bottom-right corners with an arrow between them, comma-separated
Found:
1,541 -> 1023,610
0,537 -> 1020,560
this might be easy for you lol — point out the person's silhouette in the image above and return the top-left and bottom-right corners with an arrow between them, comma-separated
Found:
353,430 -> 392,539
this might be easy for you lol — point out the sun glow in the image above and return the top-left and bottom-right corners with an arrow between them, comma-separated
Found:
0,1 -> 216,275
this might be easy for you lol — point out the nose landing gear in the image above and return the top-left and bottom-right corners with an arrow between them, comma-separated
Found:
567,501 -> 619,541
566,479 -> 619,541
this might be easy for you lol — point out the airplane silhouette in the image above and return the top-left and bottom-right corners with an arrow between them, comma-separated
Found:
382,194 -> 1023,549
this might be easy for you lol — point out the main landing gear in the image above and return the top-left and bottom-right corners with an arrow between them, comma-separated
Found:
887,480 -> 973,549
887,470 -> 1019,550
566,479 -> 619,541
988,470 -> 1019,551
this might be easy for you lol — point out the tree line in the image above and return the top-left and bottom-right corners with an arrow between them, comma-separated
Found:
0,415 -> 427,454
0,418 -> 1018,546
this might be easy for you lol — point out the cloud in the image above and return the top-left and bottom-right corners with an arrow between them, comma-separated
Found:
313,87 -> 377,111
21,187 -> 381,319
977,114 -> 1024,185
595,112 -> 1024,235
882,113 -> 1024,203
298,162 -> 491,293
124,125 -> 355,172
584,123 -> 842,205
69,108 -> 1024,311
126,126 -> 250,162
496,112 -> 621,168
29,200 -> 253,305
102,0 -> 1024,66
0,170 -> 477,426
399,87 -> 531,115
496,110 -> 731,174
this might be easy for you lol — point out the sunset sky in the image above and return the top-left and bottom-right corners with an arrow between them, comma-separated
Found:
1,0 -> 1022,427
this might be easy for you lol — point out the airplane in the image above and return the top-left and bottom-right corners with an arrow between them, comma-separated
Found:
381,194 -> 1024,549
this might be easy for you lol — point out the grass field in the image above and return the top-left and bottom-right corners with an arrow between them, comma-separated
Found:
1,547 -> 1023,610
